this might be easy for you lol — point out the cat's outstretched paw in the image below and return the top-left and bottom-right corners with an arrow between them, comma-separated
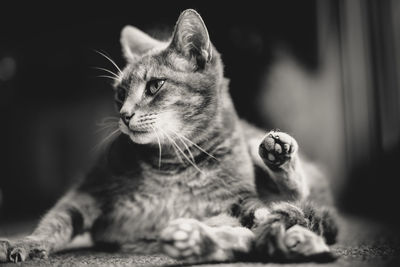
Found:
160,218 -> 216,262
0,239 -> 10,262
259,130 -> 298,168
2,239 -> 48,263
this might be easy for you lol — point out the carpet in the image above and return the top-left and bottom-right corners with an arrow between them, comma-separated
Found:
0,213 -> 399,267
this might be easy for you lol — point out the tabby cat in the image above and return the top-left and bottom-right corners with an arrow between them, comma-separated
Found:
0,9 -> 337,263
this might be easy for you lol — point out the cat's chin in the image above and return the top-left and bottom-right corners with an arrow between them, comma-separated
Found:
126,131 -> 155,145
119,124 -> 155,144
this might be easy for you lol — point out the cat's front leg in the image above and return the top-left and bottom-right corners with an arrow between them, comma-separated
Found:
160,218 -> 254,263
0,239 -> 10,262
0,190 -> 100,263
258,130 -> 309,200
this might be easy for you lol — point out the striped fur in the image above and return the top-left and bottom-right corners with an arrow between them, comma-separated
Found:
0,9 -> 337,263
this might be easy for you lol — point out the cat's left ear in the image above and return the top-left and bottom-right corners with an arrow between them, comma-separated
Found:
120,26 -> 163,61
170,9 -> 212,68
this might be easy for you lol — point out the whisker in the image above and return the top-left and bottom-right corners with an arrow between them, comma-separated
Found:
95,123 -> 119,134
158,127 -> 203,174
156,127 -> 184,165
97,116 -> 120,123
96,121 -> 118,128
173,132 -> 244,182
92,128 -> 120,152
96,117 -> 120,127
92,67 -> 120,79
150,125 -> 162,168
170,130 -> 218,161
168,129 -> 195,163
97,75 -> 120,82
171,144 -> 185,165
94,50 -> 123,75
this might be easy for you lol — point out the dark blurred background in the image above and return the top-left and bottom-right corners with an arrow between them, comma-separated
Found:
0,0 -> 399,227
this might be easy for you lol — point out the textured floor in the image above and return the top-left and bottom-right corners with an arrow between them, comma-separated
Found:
0,213 -> 399,267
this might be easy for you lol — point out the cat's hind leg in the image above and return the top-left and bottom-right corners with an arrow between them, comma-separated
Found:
160,204 -> 338,263
251,202 -> 337,262
160,216 -> 254,263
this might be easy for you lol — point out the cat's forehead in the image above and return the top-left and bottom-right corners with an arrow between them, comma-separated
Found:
117,48 -> 194,89
127,63 -> 148,80
121,55 -> 160,82
120,50 -> 187,83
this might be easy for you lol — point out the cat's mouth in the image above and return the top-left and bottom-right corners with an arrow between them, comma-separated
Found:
119,119 -> 161,144
125,126 -> 158,145
129,124 -> 155,134
119,120 -> 154,134
130,129 -> 149,134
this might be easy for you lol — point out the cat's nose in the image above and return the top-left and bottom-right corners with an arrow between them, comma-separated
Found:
120,112 -> 134,127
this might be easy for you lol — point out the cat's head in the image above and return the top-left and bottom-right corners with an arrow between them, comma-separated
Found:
115,9 -> 224,145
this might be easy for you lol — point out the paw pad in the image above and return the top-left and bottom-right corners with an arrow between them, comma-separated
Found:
259,131 -> 298,167
161,219 -> 214,261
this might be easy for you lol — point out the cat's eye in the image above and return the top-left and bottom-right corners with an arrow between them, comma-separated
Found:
146,79 -> 166,95
115,86 -> 126,103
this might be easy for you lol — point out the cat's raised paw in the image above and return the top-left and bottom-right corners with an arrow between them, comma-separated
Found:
160,218 -> 216,262
259,130 -> 298,168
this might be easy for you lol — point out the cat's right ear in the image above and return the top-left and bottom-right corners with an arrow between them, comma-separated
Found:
170,9 -> 212,69
120,26 -> 163,61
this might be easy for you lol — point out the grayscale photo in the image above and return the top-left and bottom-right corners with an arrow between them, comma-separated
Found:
0,1 -> 399,266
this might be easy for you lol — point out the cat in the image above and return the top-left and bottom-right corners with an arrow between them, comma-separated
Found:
0,9 -> 337,263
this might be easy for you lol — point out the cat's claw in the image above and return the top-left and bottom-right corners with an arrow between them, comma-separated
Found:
2,239 -> 48,263
161,218 -> 216,262
259,130 -> 298,168
9,247 -> 27,263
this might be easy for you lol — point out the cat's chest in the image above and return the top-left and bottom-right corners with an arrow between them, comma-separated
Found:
95,170 -> 241,238
115,170 -> 236,217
